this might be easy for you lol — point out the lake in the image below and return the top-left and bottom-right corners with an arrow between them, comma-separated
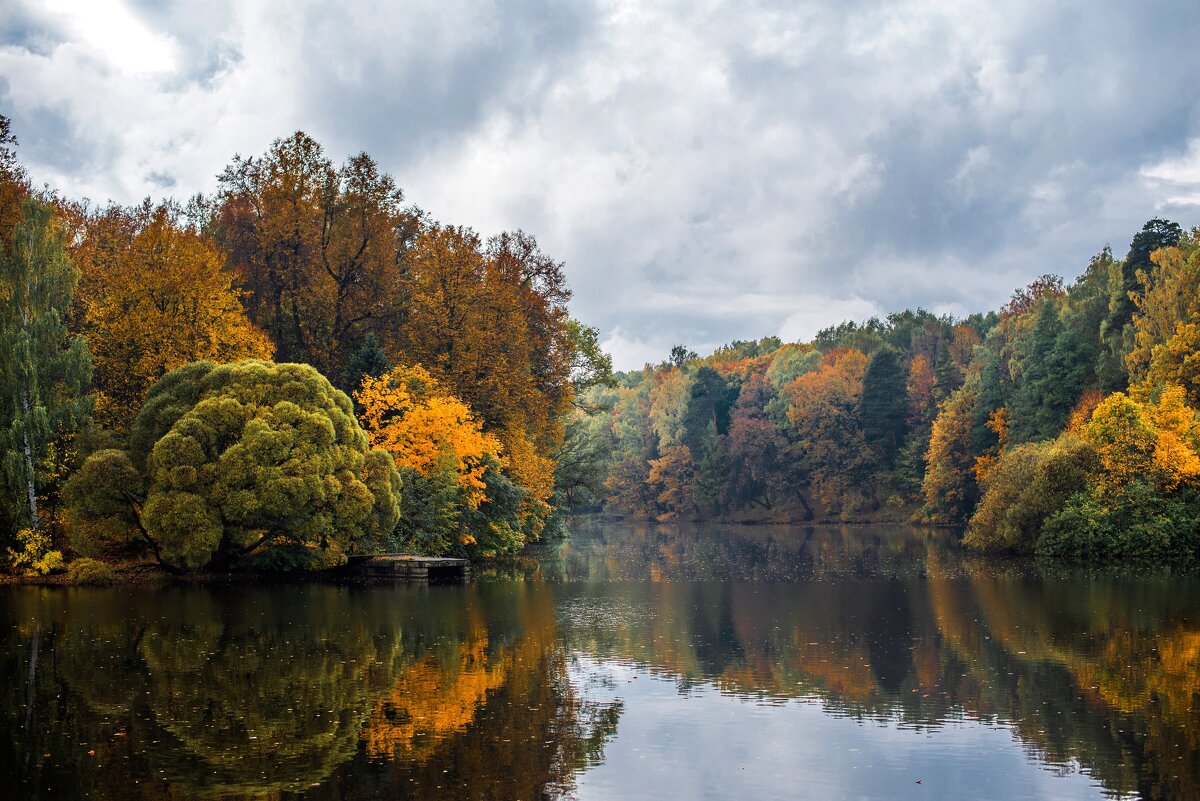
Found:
2,520 -> 1199,800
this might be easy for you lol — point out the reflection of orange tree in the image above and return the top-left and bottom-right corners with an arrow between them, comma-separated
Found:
362,612 -> 509,761
957,564 -> 1200,800
338,586 -> 622,801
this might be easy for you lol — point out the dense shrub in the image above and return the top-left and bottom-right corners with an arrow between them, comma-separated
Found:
1037,485 -> 1200,564
66,558 -> 118,585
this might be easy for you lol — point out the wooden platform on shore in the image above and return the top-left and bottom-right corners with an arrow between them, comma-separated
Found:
346,554 -> 471,582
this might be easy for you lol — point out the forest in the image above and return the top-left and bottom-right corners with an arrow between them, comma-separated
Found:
564,219 -> 1200,563
2,107 -> 1200,575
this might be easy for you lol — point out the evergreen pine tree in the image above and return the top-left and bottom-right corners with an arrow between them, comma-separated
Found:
860,349 -> 907,467
1011,301 -> 1088,442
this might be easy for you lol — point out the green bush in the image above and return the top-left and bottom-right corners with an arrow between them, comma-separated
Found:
1036,485 -> 1200,564
66,558 -> 118,586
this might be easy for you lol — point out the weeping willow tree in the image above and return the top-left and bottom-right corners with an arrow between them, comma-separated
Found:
0,198 -> 92,536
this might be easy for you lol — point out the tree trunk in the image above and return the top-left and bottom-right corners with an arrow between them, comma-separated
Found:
20,389 -> 38,532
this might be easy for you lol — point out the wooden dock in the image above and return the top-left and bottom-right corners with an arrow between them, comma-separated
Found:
346,554 -> 471,582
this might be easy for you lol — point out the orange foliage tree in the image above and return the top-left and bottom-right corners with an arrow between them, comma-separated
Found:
921,382 -> 980,524
73,203 -> 273,430
356,365 -> 504,512
212,132 -> 416,379
781,348 -> 875,518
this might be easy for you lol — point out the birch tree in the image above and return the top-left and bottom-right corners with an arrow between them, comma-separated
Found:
0,198 -> 92,534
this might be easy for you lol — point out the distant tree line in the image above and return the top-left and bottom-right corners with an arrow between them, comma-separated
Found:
568,217 -> 1200,562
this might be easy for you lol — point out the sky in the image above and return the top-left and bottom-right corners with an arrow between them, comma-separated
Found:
3,0 -> 1200,369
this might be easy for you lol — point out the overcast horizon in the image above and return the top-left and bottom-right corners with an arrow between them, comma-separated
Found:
3,0 -> 1200,369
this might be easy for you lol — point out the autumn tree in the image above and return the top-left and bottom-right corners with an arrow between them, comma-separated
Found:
921,381 -> 979,525
356,364 -> 524,555
1098,218 -> 1183,389
1037,388 -> 1200,562
0,115 -> 29,255
648,368 -> 693,448
73,203 -> 274,430
964,435 -> 1098,553
605,384 -> 658,516
387,225 -> 578,536
1126,234 -> 1200,403
0,198 -> 92,536
724,373 -> 805,517
358,365 -> 503,508
213,132 -> 415,378
648,445 -> 695,521
764,343 -> 819,389
782,348 -> 875,518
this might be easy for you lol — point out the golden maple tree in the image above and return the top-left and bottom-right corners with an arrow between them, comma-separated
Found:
73,204 -> 273,430
356,364 -> 504,511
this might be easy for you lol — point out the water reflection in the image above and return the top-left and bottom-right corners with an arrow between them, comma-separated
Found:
0,584 -> 619,799
0,522 -> 1198,799
537,521 -> 1200,800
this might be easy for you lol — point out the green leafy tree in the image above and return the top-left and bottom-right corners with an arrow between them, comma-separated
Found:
65,360 -> 400,572
668,345 -> 698,369
342,332 -> 390,393
0,198 -> 92,536
567,319 -> 616,400
681,366 -> 738,459
964,435 -> 1098,553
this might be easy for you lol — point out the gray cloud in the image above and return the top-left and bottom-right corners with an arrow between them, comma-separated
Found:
2,0 -> 1199,368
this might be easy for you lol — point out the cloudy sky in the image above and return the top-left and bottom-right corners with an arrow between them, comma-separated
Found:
3,0 -> 1200,368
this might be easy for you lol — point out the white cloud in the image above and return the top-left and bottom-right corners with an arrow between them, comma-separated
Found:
1,0 -> 1197,366
1141,138 -> 1200,207
40,0 -> 179,74
778,297 -> 886,344
600,327 -> 675,372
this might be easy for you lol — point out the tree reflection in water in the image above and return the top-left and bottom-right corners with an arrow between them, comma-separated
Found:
0,583 -> 620,800
1,522 -> 1200,799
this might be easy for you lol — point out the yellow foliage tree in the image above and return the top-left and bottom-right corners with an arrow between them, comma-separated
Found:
1145,322 -> 1200,406
1146,385 -> 1200,490
1085,388 -> 1200,492
1127,239 -> 1200,379
499,427 -> 557,530
972,406 -> 1009,484
921,382 -> 979,524
356,365 -> 504,510
74,204 -> 273,430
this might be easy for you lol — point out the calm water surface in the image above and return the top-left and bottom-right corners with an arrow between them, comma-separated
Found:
3,521 -> 1199,800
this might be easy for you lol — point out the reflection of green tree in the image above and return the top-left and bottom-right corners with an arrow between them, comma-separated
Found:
0,582 -> 623,800
49,587 -> 412,797
139,625 -> 375,793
